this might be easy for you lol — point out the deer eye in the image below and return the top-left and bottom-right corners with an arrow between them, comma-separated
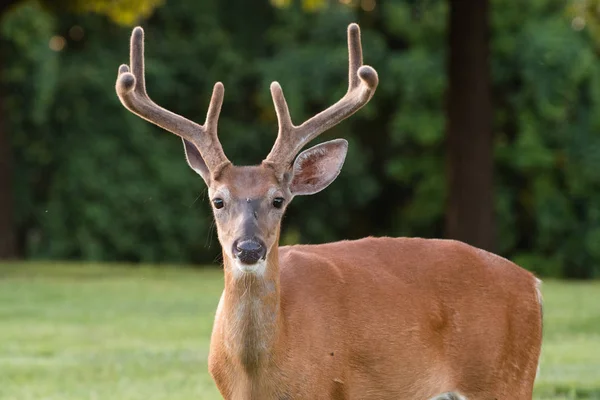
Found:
212,198 -> 224,209
272,197 -> 284,209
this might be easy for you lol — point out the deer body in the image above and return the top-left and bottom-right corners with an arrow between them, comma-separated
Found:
115,23 -> 542,400
209,237 -> 542,400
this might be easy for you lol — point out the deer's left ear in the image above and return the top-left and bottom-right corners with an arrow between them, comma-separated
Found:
289,139 -> 348,196
183,139 -> 211,185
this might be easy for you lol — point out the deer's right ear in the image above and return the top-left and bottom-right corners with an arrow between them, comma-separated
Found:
183,139 -> 211,185
289,139 -> 348,196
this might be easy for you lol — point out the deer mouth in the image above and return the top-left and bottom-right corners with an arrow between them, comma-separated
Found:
234,259 -> 267,276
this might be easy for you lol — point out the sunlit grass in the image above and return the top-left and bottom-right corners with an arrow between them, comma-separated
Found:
0,262 -> 223,400
534,280 -> 600,399
0,263 -> 598,399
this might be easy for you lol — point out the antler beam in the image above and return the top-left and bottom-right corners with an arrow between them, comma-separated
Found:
264,23 -> 379,172
115,27 -> 230,173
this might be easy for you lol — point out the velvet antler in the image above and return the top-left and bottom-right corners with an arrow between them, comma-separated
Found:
264,23 -> 378,173
116,27 -> 230,173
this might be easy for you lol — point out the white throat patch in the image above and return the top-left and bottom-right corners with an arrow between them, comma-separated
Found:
232,259 -> 267,279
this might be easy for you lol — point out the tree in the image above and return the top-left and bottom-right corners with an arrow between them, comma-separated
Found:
5,0 -> 599,277
0,2 -> 21,259
0,0 -> 162,259
445,0 -> 495,251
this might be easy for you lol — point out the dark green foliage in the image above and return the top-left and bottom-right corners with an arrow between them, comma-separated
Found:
491,0 -> 600,278
2,0 -> 599,276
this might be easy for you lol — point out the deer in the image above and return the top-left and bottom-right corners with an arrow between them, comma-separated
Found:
115,23 -> 543,400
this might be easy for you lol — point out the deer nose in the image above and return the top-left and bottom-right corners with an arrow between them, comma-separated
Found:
232,239 -> 266,265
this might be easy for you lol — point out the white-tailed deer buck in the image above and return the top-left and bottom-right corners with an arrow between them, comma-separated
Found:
116,24 -> 543,400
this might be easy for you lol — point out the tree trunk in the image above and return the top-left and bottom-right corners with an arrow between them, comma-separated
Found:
445,0 -> 495,252
0,3 -> 18,258
0,79 -> 16,259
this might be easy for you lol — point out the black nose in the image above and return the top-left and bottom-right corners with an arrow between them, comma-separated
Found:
232,239 -> 266,265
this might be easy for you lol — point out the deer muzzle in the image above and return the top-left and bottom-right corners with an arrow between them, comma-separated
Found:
232,238 -> 266,265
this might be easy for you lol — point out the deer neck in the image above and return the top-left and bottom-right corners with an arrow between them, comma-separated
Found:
221,245 -> 282,373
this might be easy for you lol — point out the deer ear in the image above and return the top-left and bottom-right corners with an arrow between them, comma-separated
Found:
290,139 -> 348,196
183,139 -> 210,185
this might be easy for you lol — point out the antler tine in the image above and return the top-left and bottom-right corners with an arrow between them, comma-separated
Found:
270,82 -> 293,133
348,22 -> 363,89
115,27 -> 230,172
264,23 -> 378,171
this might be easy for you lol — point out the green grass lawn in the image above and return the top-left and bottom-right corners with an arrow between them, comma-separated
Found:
0,263 -> 598,399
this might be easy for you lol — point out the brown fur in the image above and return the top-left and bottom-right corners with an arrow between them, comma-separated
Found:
209,236 -> 543,400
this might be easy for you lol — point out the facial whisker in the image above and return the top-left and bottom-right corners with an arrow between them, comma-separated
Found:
190,193 -> 202,207
206,218 -> 216,248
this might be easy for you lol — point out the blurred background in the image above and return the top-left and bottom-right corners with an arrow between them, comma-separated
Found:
1,0 -> 600,278
0,0 -> 599,399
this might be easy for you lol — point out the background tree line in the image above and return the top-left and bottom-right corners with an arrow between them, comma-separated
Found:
1,0 -> 599,278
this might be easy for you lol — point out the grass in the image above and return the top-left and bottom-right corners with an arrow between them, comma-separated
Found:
0,263 -> 598,399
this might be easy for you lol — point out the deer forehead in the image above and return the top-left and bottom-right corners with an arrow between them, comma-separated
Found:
210,165 -> 283,199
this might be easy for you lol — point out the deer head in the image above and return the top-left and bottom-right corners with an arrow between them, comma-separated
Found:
116,24 -> 378,275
